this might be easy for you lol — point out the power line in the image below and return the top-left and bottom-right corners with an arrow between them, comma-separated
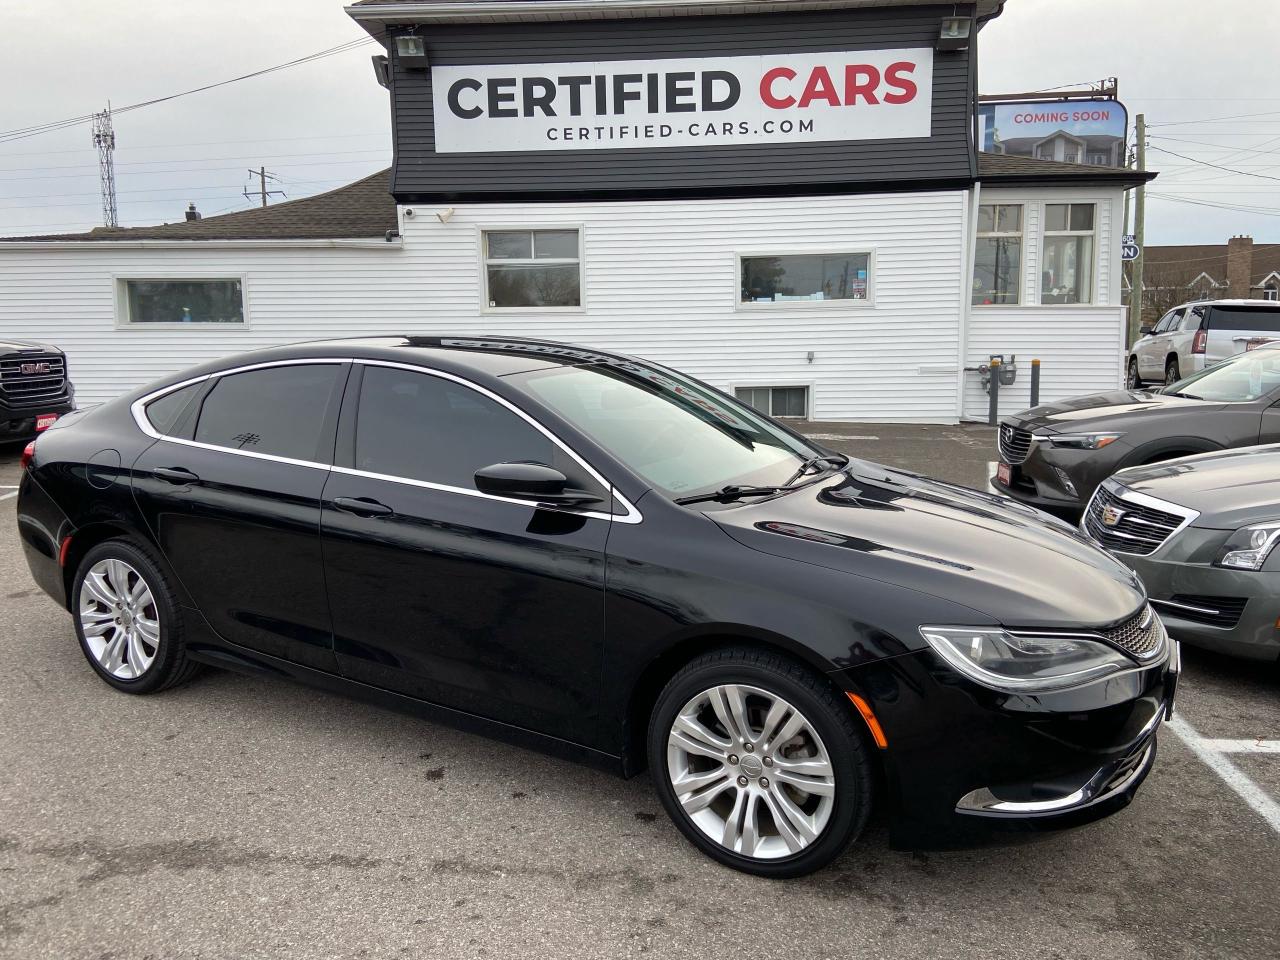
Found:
0,130 -> 389,160
0,38 -> 375,146
1148,108 -> 1280,129
1148,192 -> 1280,218
1147,146 -> 1280,184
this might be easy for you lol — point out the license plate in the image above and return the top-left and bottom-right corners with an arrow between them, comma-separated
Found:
996,462 -> 1012,486
35,413 -> 59,431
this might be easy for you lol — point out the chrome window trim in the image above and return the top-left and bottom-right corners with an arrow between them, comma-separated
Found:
129,356 -> 642,524
1079,478 -> 1200,558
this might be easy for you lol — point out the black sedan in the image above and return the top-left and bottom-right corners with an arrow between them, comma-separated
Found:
17,337 -> 1176,877
994,343 -> 1280,514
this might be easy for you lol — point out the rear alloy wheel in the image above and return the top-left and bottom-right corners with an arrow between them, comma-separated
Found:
72,539 -> 200,694
1165,359 -> 1181,386
648,649 -> 872,877
1126,359 -> 1141,390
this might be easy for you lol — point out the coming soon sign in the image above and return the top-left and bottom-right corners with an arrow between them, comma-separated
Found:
430,49 -> 934,153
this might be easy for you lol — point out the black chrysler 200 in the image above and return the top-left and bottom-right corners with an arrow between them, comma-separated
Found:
17,337 -> 1177,877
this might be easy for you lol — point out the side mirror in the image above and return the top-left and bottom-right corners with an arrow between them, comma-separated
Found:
1138,324 -> 1154,337
474,462 -> 603,506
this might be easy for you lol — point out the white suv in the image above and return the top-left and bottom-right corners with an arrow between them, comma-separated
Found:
1128,298 -> 1280,388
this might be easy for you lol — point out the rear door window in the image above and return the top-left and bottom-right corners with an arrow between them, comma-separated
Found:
194,364 -> 343,462
1206,305 -> 1280,333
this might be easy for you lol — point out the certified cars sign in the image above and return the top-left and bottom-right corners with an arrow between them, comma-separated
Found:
430,49 -> 933,154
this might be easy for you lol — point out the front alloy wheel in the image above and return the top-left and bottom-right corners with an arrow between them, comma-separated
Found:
668,684 -> 835,859
649,649 -> 872,877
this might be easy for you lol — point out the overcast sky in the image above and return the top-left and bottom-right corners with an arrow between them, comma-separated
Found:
1,0 -> 1276,244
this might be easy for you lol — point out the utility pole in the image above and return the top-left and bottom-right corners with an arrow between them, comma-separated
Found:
1127,114 -> 1146,348
92,105 -> 118,227
243,166 -> 286,207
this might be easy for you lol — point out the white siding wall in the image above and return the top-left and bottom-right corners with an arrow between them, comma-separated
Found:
963,186 -> 1127,421
0,189 -> 967,422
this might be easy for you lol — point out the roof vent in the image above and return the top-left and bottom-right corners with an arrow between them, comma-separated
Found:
185,203 -> 202,222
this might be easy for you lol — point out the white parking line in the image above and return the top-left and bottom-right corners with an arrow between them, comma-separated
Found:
1167,715 -> 1280,834
1201,739 -> 1280,755
805,433 -> 880,442
0,490 -> 17,502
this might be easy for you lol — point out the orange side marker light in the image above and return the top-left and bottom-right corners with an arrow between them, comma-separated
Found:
846,692 -> 888,749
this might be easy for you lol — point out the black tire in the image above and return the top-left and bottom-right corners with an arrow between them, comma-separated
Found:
1126,358 -> 1141,390
1165,358 -> 1181,386
70,538 -> 200,694
647,647 -> 873,878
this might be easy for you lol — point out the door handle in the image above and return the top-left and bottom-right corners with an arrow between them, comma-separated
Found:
153,467 -> 200,484
332,496 -> 394,518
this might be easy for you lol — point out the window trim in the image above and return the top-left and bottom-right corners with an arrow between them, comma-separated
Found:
1040,202 -> 1098,306
727,381 -> 814,419
735,249 -> 876,310
971,203 -> 1024,308
477,225 -> 586,314
113,274 -> 250,330
129,358 -> 641,524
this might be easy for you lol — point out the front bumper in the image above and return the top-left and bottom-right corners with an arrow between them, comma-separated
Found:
0,399 -> 75,443
1120,546 -> 1280,662
991,425 -> 1125,515
838,639 -> 1176,848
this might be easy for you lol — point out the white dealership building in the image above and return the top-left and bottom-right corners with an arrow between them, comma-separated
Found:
0,0 -> 1149,423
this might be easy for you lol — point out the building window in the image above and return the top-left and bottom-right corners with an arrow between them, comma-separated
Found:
1063,148 -> 1080,164
120,279 -> 244,325
483,229 -> 581,309
1264,287 -> 1279,302
972,204 -> 1022,305
734,386 -> 809,418
1088,153 -> 1109,165
740,253 -> 870,305
1041,203 -> 1095,304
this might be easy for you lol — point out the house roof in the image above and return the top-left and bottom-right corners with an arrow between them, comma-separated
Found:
2,169 -> 397,242
3,153 -> 1145,244
1141,242 -> 1280,288
976,152 -> 1152,187
348,0 -> 1008,38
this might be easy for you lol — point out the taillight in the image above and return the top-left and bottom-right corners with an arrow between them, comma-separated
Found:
20,440 -> 36,470
1192,327 -> 1207,354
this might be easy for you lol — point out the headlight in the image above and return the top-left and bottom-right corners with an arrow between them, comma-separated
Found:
1215,521 -> 1280,571
919,626 -> 1137,693
1036,432 -> 1124,450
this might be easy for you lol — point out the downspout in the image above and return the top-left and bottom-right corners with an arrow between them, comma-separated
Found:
957,180 -> 980,422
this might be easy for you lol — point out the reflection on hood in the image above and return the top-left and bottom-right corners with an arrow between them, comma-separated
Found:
756,520 -> 975,571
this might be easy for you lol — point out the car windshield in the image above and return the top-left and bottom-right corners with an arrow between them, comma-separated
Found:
1165,346 -> 1280,402
515,362 -> 821,498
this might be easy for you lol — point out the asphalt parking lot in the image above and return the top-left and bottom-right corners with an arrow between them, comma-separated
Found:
2,426 -> 1279,960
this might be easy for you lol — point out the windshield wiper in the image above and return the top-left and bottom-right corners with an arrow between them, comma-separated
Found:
1166,390 -> 1204,400
674,484 -> 788,506
674,454 -> 851,506
781,453 -> 850,488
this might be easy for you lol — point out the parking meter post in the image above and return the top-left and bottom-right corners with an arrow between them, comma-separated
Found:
1030,358 -> 1041,407
988,358 -> 1000,426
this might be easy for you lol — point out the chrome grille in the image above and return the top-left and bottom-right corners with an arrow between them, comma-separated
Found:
998,423 -> 1034,464
0,353 -> 68,408
1100,605 -> 1165,660
1083,485 -> 1184,556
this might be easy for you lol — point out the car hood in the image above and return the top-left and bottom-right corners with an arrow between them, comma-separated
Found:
710,463 -> 1145,631
0,338 -> 61,354
1114,445 -> 1280,529
1009,389 -> 1220,433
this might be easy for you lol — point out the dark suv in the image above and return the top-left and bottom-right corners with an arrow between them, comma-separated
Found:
0,339 -> 75,442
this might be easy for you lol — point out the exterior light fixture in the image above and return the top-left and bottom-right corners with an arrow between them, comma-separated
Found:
395,35 -> 429,69
937,16 -> 972,50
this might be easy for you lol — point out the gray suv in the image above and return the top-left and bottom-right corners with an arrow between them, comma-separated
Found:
1127,299 -> 1280,388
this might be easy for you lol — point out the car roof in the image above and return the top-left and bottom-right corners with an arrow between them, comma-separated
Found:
212,335 -> 651,380
1168,298 -> 1280,311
